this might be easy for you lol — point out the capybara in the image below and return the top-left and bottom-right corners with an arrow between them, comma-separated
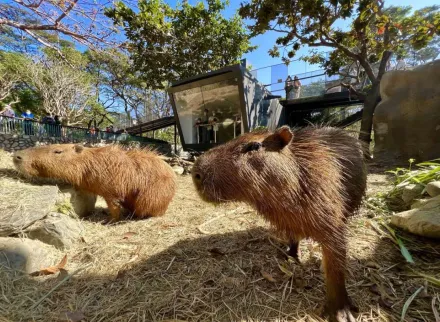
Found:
192,125 -> 367,322
13,144 -> 176,222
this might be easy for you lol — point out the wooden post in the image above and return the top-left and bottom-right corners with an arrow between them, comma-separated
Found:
174,123 -> 177,155
152,130 -> 155,139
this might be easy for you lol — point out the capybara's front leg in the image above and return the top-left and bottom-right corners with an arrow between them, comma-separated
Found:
321,241 -> 357,322
105,198 -> 122,223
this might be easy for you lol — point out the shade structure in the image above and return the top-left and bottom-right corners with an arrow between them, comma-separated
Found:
168,64 -> 284,152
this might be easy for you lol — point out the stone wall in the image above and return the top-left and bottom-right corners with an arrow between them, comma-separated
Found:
373,59 -> 440,164
0,133 -> 172,155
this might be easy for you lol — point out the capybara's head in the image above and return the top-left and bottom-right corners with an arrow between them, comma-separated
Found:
192,126 -> 296,204
13,144 -> 85,179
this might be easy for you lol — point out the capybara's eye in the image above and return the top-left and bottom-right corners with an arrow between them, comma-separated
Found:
243,142 -> 262,153
54,150 -> 63,154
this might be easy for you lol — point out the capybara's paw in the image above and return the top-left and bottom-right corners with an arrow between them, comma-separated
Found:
322,300 -> 358,322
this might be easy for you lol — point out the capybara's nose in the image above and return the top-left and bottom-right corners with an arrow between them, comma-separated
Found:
192,172 -> 203,183
13,153 -> 23,163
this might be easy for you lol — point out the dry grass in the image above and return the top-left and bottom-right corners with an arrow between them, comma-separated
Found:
0,149 -> 439,322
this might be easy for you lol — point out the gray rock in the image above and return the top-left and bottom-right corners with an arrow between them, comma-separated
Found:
58,187 -> 97,218
172,166 -> 184,175
401,184 -> 424,204
0,237 -> 60,273
426,181 -> 440,197
25,213 -> 84,250
391,195 -> 440,239
0,183 -> 59,237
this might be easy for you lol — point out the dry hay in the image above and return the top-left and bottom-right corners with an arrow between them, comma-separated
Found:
0,149 -> 439,322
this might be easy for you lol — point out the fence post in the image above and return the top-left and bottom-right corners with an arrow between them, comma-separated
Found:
174,123 -> 177,155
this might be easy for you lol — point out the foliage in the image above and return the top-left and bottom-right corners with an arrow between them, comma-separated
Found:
239,1 -> 440,143
386,158 -> 440,199
0,51 -> 28,101
106,0 -> 255,89
0,0 -> 120,57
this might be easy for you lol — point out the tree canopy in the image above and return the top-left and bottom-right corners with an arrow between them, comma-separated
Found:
239,1 -> 440,143
105,0 -> 255,89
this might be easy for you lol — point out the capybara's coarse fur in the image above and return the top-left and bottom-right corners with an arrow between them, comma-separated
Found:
192,126 -> 367,322
13,144 -> 176,221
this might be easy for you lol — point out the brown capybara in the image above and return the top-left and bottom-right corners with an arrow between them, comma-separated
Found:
13,144 -> 176,222
192,125 -> 367,322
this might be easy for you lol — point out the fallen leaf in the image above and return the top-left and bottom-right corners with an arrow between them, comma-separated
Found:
366,261 -> 380,269
30,255 -> 68,276
57,268 -> 69,282
379,297 -> 393,309
60,310 -> 85,322
209,247 -> 226,256
278,262 -> 293,277
260,270 -> 276,282
123,231 -> 137,239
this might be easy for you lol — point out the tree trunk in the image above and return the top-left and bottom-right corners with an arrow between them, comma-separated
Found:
358,82 -> 380,144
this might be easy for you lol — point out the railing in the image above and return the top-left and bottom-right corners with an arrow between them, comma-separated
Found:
0,115 -> 160,143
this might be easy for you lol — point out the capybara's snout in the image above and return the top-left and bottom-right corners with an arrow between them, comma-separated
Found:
12,151 -> 24,165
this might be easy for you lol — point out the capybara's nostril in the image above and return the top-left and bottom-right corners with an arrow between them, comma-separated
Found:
193,173 -> 203,182
14,155 -> 23,162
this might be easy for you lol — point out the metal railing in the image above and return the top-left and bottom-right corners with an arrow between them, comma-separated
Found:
0,115 -> 160,143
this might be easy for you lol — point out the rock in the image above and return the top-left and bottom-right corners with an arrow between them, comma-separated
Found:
426,181 -> 440,197
0,237 -> 61,273
25,213 -> 84,250
401,184 -> 424,204
0,183 -> 59,237
391,195 -> 440,239
172,166 -> 184,175
373,60 -> 440,164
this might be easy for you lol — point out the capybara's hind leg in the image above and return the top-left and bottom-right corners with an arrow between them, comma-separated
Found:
287,239 -> 301,262
105,198 -> 122,223
321,241 -> 357,322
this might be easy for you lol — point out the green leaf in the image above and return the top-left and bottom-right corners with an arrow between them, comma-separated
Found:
396,238 -> 414,264
400,286 -> 424,322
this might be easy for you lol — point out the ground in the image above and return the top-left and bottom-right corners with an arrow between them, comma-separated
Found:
0,152 -> 439,322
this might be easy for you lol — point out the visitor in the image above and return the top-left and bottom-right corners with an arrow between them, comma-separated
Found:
293,76 -> 302,99
202,108 -> 210,143
395,56 -> 406,70
285,76 -> 294,100
194,117 -> 203,143
0,105 -> 16,133
41,113 -> 54,137
54,115 -> 62,137
21,109 -> 35,135
208,111 -> 219,143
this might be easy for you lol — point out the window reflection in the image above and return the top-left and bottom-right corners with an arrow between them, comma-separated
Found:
173,78 -> 242,145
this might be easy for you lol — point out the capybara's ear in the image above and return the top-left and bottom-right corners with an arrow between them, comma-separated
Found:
263,126 -> 293,149
74,145 -> 84,153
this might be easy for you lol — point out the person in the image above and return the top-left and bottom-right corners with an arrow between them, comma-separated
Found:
41,113 -> 54,137
285,76 -> 294,100
54,115 -> 62,137
194,117 -> 203,143
202,109 -> 210,143
208,111 -> 219,143
21,109 -> 35,135
293,76 -> 302,99
0,105 -> 16,132
395,56 -> 406,70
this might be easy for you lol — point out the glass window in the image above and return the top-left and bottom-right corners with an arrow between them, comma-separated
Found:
173,78 -> 242,145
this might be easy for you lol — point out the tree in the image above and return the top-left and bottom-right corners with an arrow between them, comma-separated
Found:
239,1 -> 440,144
26,58 -> 94,125
0,0 -> 120,57
105,0 -> 255,89
0,51 -> 25,101
86,49 -> 172,124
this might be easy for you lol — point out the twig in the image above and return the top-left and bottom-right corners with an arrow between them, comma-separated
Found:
30,263 -> 92,309
197,213 -> 227,234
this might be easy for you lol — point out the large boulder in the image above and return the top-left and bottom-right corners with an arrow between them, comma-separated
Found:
391,195 -> 440,239
0,181 -> 59,236
373,60 -> 440,164
0,237 -> 61,273
25,212 -> 84,250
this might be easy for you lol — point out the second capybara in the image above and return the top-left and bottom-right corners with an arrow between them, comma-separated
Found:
13,144 -> 176,221
192,125 -> 367,322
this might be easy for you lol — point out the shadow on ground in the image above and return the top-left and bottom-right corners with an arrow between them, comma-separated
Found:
2,225 -> 438,322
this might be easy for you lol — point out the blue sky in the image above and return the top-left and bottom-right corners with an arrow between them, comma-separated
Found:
164,0 -> 437,84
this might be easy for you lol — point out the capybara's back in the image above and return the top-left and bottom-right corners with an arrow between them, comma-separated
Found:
13,144 -> 176,221
192,125 -> 367,322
